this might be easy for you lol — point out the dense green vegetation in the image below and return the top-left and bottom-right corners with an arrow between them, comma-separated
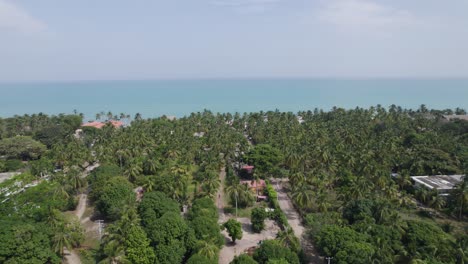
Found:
241,106 -> 468,263
0,106 -> 466,263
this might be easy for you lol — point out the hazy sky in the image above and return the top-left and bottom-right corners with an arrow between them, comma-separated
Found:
1,0 -> 468,81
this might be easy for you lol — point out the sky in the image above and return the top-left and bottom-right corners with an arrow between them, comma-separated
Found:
0,0 -> 468,81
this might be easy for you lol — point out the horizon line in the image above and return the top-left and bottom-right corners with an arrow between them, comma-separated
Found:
1,76 -> 468,84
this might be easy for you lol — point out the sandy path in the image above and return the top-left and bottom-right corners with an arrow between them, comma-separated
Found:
273,179 -> 322,264
64,194 -> 88,264
0,172 -> 21,184
64,163 -> 99,264
64,249 -> 81,264
75,194 -> 87,220
217,168 -> 227,223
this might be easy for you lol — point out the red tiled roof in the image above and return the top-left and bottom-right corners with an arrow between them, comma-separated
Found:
82,120 -> 123,129
242,165 -> 255,170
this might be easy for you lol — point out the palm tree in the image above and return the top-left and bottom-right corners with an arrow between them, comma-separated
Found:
124,160 -> 143,182
415,187 -> 429,204
454,235 -> 468,264
430,193 -> 446,210
53,224 -> 72,258
53,176 -> 71,200
451,177 -> 468,219
142,176 -> 156,192
291,185 -> 313,210
315,190 -> 331,212
67,169 -> 86,193
289,171 -> 305,186
134,113 -> 142,121
395,174 -> 412,190
197,241 -> 218,260
225,181 -> 251,218
99,241 -> 129,264
201,171 -> 220,198
277,228 -> 300,253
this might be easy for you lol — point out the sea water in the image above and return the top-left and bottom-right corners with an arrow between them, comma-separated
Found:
0,79 -> 467,120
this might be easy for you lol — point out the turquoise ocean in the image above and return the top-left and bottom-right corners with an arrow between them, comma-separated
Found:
0,79 -> 467,120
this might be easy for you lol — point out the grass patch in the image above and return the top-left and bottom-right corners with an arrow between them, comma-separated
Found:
224,206 -> 253,218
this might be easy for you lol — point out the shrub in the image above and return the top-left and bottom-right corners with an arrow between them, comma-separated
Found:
253,240 -> 299,264
223,219 -> 243,243
5,159 -> 24,171
96,177 -> 135,221
231,254 -> 258,264
251,207 -> 268,233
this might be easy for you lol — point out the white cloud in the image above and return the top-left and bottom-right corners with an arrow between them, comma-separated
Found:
316,0 -> 419,31
0,0 -> 46,33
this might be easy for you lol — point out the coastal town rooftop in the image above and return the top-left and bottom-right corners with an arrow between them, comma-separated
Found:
241,165 -> 254,174
81,120 -> 124,129
411,175 -> 465,192
443,115 -> 468,121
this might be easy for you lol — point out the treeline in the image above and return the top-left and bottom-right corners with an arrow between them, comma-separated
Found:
1,106 -> 467,263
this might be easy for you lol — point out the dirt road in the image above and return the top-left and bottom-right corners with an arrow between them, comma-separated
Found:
64,163 -> 100,264
273,179 -> 322,264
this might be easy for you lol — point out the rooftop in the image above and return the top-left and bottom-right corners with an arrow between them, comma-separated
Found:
443,115 -> 468,121
411,175 -> 465,190
82,120 -> 124,129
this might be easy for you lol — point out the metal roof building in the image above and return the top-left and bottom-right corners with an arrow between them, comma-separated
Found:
411,175 -> 465,193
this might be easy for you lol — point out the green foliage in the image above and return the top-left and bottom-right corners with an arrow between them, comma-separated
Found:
138,191 -> 180,227
223,218 -> 243,243
88,164 -> 121,201
125,225 -> 155,264
154,240 -> 187,264
137,192 -> 195,263
0,180 -> 69,220
231,254 -> 258,264
0,221 -> 60,264
0,114 -> 82,140
266,259 -> 288,264
188,197 -> 219,220
187,253 -> 218,264
315,225 -> 374,264
34,125 -> 69,148
4,159 -> 24,171
144,211 -> 195,263
0,136 -> 47,160
253,240 -> 300,264
402,220 -> 456,263
265,183 -> 277,201
190,216 -> 224,247
30,158 -> 54,177
96,177 -> 135,221
251,207 -> 268,233
226,181 -> 255,209
244,144 -> 283,176
304,212 -> 344,237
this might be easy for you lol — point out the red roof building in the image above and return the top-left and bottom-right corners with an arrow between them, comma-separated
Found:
241,165 -> 254,174
82,120 -> 124,129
